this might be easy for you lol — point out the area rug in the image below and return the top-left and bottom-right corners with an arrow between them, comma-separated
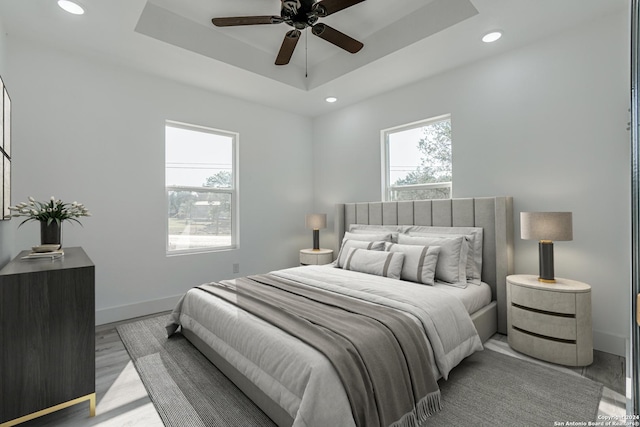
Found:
118,314 -> 604,427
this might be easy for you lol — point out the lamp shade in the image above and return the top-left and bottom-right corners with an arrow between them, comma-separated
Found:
520,212 -> 573,241
305,213 -> 327,230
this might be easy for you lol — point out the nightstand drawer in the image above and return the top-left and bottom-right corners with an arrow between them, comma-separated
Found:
299,249 -> 334,266
300,252 -> 319,265
509,328 -> 578,366
510,284 -> 576,315
511,305 -> 576,341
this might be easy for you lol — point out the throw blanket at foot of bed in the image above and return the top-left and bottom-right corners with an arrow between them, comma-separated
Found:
191,274 -> 441,427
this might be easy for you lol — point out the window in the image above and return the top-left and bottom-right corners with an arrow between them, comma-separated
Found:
382,115 -> 452,201
165,121 -> 238,254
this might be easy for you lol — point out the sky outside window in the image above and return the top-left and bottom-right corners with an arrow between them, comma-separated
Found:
165,126 -> 232,187
388,127 -> 423,184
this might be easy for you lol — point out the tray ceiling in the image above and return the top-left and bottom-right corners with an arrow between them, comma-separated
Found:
136,0 -> 479,90
0,0 -> 628,116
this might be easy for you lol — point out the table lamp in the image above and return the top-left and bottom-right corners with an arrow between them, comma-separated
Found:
520,212 -> 573,283
305,213 -> 326,250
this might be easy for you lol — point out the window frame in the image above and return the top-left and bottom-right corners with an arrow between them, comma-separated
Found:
165,120 -> 239,256
381,114 -> 452,201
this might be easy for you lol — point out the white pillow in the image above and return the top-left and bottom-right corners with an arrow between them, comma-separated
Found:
335,239 -> 386,268
385,243 -> 440,286
343,248 -> 404,280
406,226 -> 483,285
397,234 -> 468,287
348,225 -> 402,242
342,231 -> 393,242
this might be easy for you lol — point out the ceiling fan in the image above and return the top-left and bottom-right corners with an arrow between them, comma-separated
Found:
212,0 -> 365,66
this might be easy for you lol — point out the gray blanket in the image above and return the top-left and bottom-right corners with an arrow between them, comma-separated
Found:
191,273 -> 441,427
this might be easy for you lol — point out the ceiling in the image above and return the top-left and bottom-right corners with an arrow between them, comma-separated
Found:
0,0 -> 628,117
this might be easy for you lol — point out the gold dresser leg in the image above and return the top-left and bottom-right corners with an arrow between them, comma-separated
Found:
0,393 -> 96,426
89,392 -> 96,417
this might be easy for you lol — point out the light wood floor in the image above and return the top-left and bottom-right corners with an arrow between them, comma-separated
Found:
13,312 -> 627,427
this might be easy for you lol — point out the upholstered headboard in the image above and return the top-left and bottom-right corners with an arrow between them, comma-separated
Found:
335,197 -> 514,333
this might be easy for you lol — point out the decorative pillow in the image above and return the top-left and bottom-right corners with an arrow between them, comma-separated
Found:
343,248 -> 404,280
406,226 -> 483,285
335,239 -> 386,268
397,234 -> 468,287
385,243 -> 440,286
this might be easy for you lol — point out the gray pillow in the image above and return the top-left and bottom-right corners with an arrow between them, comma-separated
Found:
397,234 -> 468,287
407,226 -> 483,284
343,248 -> 404,280
385,243 -> 440,286
406,226 -> 483,284
335,239 -> 386,268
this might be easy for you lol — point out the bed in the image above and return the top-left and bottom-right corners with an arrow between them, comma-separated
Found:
168,197 -> 514,427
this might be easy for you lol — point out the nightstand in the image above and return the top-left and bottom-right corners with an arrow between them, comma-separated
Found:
506,274 -> 593,366
300,249 -> 333,266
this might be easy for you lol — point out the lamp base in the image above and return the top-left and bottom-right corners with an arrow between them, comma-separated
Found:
538,240 -> 555,283
312,230 -> 320,250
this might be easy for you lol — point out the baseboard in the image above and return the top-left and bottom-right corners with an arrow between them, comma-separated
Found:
96,294 -> 183,325
593,330 -> 627,358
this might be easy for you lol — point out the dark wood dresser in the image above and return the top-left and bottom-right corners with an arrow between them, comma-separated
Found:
0,247 -> 95,426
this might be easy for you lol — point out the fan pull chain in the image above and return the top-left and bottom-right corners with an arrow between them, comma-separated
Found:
305,29 -> 308,78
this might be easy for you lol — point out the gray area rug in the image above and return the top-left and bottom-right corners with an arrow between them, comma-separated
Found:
118,314 -> 603,427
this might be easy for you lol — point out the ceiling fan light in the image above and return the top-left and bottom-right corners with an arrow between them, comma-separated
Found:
325,97 -> 338,103
482,31 -> 502,43
58,0 -> 85,15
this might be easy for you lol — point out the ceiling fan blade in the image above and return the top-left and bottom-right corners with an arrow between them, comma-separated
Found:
312,0 -> 365,17
311,24 -> 363,53
275,30 -> 301,65
212,16 -> 283,27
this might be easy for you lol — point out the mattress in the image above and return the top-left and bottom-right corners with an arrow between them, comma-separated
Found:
432,280 -> 492,315
286,264 -> 492,315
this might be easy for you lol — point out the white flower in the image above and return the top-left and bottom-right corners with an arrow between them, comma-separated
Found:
50,196 -> 55,201
28,196 -> 35,202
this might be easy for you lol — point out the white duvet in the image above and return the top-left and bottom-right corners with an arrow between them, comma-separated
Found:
170,265 -> 483,427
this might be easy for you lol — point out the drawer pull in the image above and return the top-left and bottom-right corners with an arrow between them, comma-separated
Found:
512,326 -> 577,344
512,302 -> 575,318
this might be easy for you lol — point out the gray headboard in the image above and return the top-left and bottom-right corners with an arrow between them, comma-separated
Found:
335,197 -> 514,333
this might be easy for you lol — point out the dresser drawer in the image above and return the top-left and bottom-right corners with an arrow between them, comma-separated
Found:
510,284 -> 576,315
508,328 -> 578,366
510,305 -> 576,341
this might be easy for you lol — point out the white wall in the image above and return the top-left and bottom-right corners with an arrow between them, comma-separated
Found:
312,10 -> 630,356
0,17 -> 15,268
6,38 -> 314,324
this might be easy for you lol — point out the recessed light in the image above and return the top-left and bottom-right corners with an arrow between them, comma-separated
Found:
325,97 -> 337,103
482,31 -> 502,43
58,0 -> 85,15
